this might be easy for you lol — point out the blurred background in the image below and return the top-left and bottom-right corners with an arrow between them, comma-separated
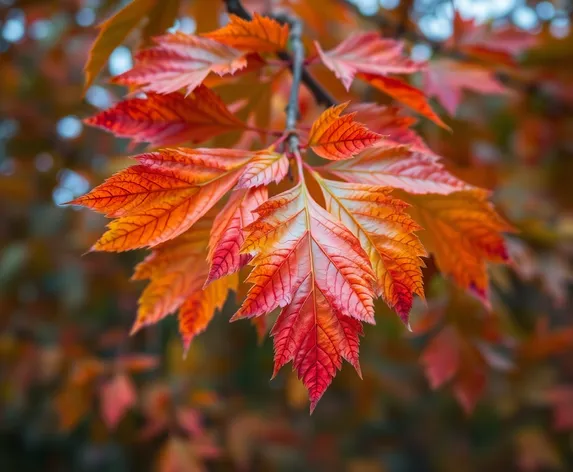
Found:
1,0 -> 573,471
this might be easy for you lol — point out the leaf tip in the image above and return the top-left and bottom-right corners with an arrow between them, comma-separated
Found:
129,320 -> 144,336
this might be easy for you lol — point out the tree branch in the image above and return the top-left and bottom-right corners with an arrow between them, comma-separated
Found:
223,0 -> 336,107
283,17 -> 304,153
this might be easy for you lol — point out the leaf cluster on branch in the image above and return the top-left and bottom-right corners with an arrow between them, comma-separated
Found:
72,0 -> 523,411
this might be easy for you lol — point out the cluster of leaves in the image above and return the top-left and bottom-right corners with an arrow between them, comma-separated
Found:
3,0 -> 573,470
71,3 -> 518,410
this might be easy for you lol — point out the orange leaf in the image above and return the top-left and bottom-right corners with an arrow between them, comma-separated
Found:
235,150 -> 290,189
130,213 -> 235,342
84,87 -> 246,146
203,13 -> 289,53
315,33 -> 421,90
307,102 -> 381,160
112,33 -> 247,95
78,148 -> 252,252
326,145 -> 473,195
130,217 -> 212,332
206,187 -> 268,284
71,148 -> 252,218
316,177 -> 426,322
179,274 -> 238,352
232,183 -> 376,410
406,190 -> 513,304
359,73 -> 450,130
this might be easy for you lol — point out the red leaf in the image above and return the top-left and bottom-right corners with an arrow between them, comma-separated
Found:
423,59 -> 508,115
100,373 -> 137,429
451,12 -> 538,63
112,33 -> 247,95
233,184 -> 376,409
315,33 -> 421,90
84,86 -> 246,146
420,326 -> 460,389
206,187 -> 268,284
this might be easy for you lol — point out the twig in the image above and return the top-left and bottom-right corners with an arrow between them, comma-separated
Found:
284,18 -> 304,153
223,0 -> 336,107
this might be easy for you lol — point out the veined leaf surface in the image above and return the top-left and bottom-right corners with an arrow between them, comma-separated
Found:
233,184 -> 376,409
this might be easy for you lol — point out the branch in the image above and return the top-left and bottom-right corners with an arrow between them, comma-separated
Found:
223,0 -> 336,107
283,17 -> 304,153
223,0 -> 250,18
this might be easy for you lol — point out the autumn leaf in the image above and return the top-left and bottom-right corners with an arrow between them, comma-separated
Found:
423,59 -> 507,115
232,184 -> 376,409
420,326 -> 460,389
206,187 -> 268,284
83,0 -> 156,92
84,86 -> 246,146
131,216 -> 236,341
406,190 -> 513,303
179,274 -> 238,352
450,12 -> 538,63
130,217 -> 212,332
69,148 -> 254,219
74,148 -> 253,252
315,33 -> 421,91
420,325 -> 487,413
360,73 -> 450,130
325,145 -> 473,195
306,102 -> 381,160
315,177 -> 426,322
112,33 -> 247,95
517,318 -> 573,360
235,150 -> 290,189
69,0 -> 536,418
100,373 -> 137,429
453,360 -> 487,414
350,103 -> 437,156
203,13 -> 289,53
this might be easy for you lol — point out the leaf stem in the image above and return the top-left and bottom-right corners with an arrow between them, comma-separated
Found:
294,149 -> 306,184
